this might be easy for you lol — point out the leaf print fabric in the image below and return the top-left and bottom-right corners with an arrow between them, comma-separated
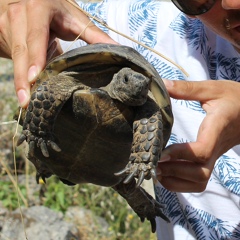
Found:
68,0 -> 240,239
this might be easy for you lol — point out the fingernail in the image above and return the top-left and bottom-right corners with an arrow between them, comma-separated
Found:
28,65 -> 39,83
163,79 -> 174,88
17,89 -> 29,107
160,154 -> 171,162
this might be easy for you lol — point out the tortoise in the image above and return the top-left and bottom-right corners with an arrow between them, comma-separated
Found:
16,44 -> 173,232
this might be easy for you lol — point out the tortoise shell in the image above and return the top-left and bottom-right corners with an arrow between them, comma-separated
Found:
17,44 -> 173,232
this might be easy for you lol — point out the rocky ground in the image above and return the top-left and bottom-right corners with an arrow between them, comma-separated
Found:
0,204 -> 111,240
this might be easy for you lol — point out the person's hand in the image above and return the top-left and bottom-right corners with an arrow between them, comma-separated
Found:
157,79 -> 240,192
0,0 -> 116,108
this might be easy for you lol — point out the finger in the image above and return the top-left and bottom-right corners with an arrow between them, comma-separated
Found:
158,160 -> 212,184
51,0 -> 117,44
157,160 -> 211,192
159,176 -> 207,192
161,137 -> 220,165
8,1 -> 30,107
78,19 -> 117,44
0,15 -> 11,58
26,0 -> 116,85
161,142 -> 209,163
163,79 -> 222,101
26,1 -> 51,83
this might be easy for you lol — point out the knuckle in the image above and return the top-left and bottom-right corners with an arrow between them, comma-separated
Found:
195,148 -> 212,163
184,81 -> 195,94
26,0 -> 48,12
196,155 -> 209,164
26,0 -> 39,8
12,44 -> 27,59
7,0 -> 46,20
26,0 -> 51,13
172,80 -> 194,94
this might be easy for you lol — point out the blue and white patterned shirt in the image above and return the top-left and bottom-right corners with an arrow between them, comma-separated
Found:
60,0 -> 240,239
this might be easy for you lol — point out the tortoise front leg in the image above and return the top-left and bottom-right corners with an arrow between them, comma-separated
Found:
113,178 -> 169,233
115,110 -> 163,187
17,73 -> 84,158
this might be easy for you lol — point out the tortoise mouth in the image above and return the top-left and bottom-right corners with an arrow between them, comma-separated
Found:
120,92 -> 148,106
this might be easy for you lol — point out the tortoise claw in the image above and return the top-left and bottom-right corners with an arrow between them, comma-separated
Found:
36,173 -> 40,184
36,173 -> 46,184
140,217 -> 157,232
49,141 -> 61,152
150,218 -> 156,233
136,170 -> 145,188
29,141 -> 35,156
17,134 -> 26,146
39,140 -> 61,157
16,125 -> 60,157
115,162 -> 155,188
114,167 -> 129,177
123,167 -> 138,184
42,176 -> 46,184
157,209 -> 170,223
156,201 -> 167,209
150,168 -> 158,184
40,141 -> 49,158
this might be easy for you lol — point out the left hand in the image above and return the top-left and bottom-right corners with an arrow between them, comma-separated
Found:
157,79 -> 240,192
0,0 -> 116,107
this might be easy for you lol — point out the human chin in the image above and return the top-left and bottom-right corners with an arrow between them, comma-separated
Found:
224,19 -> 240,52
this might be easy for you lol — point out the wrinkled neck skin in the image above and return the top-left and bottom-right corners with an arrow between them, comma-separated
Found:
102,81 -> 148,106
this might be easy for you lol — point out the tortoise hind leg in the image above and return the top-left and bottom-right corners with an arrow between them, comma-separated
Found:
113,179 -> 169,233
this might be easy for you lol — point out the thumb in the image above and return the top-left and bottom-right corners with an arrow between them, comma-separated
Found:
160,102 -> 226,164
161,141 -> 214,164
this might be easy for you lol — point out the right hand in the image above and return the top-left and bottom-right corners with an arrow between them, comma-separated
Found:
0,0 -> 116,107
157,79 -> 240,192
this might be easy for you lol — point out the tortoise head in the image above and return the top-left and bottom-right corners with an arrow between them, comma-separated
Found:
107,67 -> 150,106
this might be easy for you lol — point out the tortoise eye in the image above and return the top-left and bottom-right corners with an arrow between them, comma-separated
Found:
123,76 -> 129,84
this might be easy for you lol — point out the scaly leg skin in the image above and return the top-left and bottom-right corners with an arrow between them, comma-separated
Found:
115,110 -> 163,187
113,179 -> 169,233
17,72 -> 85,158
